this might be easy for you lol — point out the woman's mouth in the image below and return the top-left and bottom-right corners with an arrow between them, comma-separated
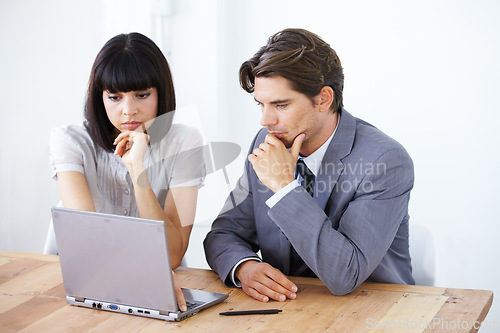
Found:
122,121 -> 142,131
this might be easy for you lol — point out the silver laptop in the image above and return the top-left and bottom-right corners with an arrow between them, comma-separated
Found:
51,207 -> 228,321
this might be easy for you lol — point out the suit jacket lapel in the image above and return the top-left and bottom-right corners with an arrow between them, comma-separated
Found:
313,109 -> 356,211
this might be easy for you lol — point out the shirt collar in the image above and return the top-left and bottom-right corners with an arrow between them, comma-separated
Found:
300,113 -> 340,177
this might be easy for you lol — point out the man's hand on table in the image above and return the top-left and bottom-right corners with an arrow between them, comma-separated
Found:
235,260 -> 298,302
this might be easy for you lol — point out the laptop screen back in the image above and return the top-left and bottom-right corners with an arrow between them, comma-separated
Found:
52,207 -> 178,313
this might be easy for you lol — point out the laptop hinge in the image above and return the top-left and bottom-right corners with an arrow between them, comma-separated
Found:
159,310 -> 178,318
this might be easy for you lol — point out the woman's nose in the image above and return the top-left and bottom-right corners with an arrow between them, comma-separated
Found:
122,98 -> 138,116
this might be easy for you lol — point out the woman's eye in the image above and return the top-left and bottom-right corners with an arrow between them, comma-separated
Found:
137,93 -> 150,99
108,95 -> 120,101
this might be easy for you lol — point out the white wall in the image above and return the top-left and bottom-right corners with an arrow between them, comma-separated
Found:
1,0 -> 498,330
0,0 -> 102,252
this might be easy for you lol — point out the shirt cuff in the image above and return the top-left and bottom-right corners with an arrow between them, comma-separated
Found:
51,164 -> 85,180
230,257 -> 262,287
265,180 -> 300,208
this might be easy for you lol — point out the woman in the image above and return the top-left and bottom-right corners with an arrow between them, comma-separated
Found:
50,33 -> 205,311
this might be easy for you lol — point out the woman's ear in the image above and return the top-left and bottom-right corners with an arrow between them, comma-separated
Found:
317,86 -> 334,112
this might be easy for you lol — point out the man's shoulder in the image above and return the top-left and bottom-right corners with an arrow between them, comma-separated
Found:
352,116 -> 409,158
256,127 -> 269,141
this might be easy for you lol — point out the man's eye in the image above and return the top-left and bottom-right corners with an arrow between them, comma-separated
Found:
276,104 -> 287,109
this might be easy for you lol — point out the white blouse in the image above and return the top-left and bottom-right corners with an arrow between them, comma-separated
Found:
49,123 -> 205,217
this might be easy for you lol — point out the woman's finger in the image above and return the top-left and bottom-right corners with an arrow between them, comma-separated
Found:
113,132 -> 130,146
114,137 -> 129,156
172,271 -> 187,311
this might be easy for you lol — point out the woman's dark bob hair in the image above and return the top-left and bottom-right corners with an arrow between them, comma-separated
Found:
84,32 -> 175,152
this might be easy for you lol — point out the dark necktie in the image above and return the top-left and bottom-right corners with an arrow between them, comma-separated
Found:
289,159 -> 316,276
296,159 -> 315,197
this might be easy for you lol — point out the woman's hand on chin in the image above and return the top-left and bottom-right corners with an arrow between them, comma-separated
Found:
114,130 -> 150,172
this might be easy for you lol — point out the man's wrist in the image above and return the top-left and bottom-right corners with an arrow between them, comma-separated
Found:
266,180 -> 300,208
270,177 -> 296,193
230,257 -> 262,287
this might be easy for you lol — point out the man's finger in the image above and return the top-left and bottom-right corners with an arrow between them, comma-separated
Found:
264,265 -> 298,296
251,282 -> 286,302
290,133 -> 305,160
265,133 -> 282,145
244,286 -> 269,302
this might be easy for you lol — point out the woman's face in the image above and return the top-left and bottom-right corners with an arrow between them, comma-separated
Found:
103,87 -> 158,133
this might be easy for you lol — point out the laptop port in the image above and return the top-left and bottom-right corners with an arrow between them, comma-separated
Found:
92,302 -> 97,308
108,304 -> 119,310
97,303 -> 102,309
138,310 -> 143,313
128,308 -> 133,314
144,311 -> 150,314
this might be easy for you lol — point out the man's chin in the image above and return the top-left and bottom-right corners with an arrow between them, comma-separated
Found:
280,139 -> 293,149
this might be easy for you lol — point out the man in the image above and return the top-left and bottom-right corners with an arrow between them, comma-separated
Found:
204,28 -> 414,302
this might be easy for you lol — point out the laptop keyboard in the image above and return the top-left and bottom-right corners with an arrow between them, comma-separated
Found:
181,301 -> 199,311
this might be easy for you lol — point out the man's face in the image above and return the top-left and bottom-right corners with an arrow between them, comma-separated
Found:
254,76 -> 324,152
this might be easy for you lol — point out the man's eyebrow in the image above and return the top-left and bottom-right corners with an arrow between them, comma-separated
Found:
253,97 -> 291,104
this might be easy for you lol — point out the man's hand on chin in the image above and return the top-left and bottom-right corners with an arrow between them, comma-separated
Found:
248,133 -> 305,193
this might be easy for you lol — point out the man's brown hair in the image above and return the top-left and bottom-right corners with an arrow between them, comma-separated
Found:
239,28 -> 344,113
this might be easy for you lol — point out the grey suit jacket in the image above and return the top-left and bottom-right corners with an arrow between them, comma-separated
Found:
204,109 -> 415,295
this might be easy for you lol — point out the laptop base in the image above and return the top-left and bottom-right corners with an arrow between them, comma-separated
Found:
67,296 -> 187,321
52,207 -> 228,322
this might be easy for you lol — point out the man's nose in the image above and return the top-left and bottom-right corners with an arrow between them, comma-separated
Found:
260,106 -> 278,127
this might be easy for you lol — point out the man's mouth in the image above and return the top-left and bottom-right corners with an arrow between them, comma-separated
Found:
268,131 -> 284,139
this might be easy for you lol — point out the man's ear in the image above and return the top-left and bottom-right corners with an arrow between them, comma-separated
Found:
316,86 -> 334,112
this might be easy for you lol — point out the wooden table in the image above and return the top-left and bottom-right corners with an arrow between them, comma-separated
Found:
0,251 -> 493,332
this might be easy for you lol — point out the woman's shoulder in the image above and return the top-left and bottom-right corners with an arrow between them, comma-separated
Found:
167,123 -> 202,137
164,123 -> 204,147
50,123 -> 99,156
51,123 -> 93,145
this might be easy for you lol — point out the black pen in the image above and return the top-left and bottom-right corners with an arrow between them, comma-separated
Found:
219,309 -> 282,316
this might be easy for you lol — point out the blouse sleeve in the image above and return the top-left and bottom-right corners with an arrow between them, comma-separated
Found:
169,126 -> 206,188
49,126 -> 85,180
